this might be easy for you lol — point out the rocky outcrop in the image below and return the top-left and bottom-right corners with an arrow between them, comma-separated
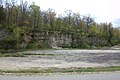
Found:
0,30 -> 108,49
0,29 -> 8,40
32,31 -> 72,48
32,31 -> 108,48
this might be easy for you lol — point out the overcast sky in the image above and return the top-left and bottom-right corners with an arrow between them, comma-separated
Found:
28,0 -> 120,26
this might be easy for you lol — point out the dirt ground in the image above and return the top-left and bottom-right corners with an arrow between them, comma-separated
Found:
0,50 -> 120,70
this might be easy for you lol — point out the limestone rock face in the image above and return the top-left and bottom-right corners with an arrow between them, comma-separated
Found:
33,31 -> 72,48
0,29 -> 8,40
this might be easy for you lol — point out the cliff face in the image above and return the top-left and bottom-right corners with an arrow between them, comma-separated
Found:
0,29 -> 8,40
0,29 -> 10,49
32,31 -> 72,48
32,31 -> 108,48
0,30 -> 108,49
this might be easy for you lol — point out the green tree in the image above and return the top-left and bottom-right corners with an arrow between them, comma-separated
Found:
0,6 -> 5,25
13,26 -> 21,49
29,2 -> 41,30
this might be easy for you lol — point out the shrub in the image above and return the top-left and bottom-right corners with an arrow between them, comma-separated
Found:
27,42 -> 39,49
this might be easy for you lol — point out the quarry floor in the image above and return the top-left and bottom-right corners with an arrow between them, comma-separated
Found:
0,49 -> 120,70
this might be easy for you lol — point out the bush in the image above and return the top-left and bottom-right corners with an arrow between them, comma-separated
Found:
38,42 -> 51,49
110,37 -> 118,46
82,42 -> 90,49
27,42 -> 39,49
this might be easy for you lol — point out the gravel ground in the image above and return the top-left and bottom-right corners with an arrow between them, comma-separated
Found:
0,50 -> 120,70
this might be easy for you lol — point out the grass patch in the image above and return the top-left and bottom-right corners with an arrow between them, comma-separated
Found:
0,66 -> 120,74
0,53 -> 25,57
23,53 -> 54,56
0,69 -> 53,74
0,49 -> 31,54
0,52 -> 55,57
60,66 -> 120,73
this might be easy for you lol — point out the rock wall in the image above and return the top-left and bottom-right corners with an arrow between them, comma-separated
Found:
0,30 -> 108,49
87,37 -> 108,46
32,31 -> 72,48
32,31 -> 108,48
0,29 -> 8,40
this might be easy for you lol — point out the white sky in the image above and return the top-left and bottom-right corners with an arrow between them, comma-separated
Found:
28,0 -> 120,26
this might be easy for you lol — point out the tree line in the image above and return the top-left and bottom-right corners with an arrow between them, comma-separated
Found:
0,0 -> 120,49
